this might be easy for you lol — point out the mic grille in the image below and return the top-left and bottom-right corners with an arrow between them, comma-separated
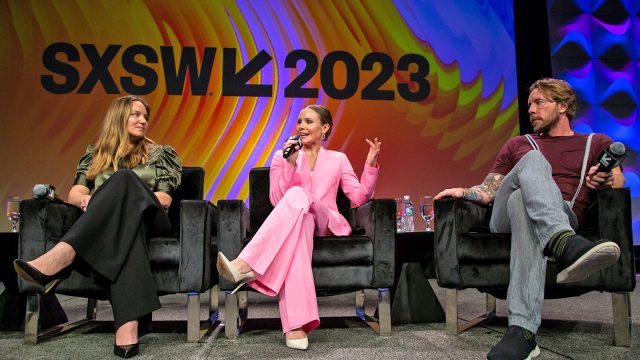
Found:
33,184 -> 48,198
610,142 -> 625,156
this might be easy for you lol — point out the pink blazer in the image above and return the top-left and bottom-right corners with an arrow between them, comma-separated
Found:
269,147 -> 379,236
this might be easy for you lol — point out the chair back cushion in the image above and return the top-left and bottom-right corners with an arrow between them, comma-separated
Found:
249,167 -> 351,235
168,167 -> 204,233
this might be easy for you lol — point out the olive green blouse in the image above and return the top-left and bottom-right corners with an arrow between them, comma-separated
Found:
74,144 -> 182,196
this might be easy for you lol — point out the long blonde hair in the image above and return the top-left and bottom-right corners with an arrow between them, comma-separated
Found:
86,95 -> 154,180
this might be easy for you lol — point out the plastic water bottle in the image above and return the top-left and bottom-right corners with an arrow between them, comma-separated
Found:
395,198 -> 404,232
402,195 -> 414,232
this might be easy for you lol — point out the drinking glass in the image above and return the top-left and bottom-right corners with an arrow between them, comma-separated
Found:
420,195 -> 434,231
6,196 -> 21,232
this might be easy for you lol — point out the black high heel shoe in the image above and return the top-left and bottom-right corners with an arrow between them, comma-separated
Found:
114,343 -> 139,358
13,259 -> 71,294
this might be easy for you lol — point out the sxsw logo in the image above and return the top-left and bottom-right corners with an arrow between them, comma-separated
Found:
41,42 -> 262,96
40,42 -> 430,101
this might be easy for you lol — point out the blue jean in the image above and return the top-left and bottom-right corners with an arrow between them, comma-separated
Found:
489,150 -> 578,333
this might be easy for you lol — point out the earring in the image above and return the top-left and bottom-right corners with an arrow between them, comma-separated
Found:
321,132 -> 326,141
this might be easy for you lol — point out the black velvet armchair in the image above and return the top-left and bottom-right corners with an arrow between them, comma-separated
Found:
17,167 -> 219,344
217,167 -> 396,339
434,188 -> 635,346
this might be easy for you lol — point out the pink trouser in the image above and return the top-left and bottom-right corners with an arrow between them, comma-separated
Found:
238,186 -> 331,334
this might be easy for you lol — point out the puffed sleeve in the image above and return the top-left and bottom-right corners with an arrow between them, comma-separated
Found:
154,145 -> 182,196
73,144 -> 95,190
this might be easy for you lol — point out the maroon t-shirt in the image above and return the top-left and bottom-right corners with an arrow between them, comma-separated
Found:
489,133 -> 613,225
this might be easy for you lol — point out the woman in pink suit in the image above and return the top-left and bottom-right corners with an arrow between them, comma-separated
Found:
217,104 -> 381,350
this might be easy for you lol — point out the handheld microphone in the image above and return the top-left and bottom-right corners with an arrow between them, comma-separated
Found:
33,184 -> 57,200
283,134 -> 302,159
596,142 -> 626,172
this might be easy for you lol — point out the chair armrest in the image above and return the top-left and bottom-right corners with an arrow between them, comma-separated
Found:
352,198 -> 396,288
178,200 -> 218,292
589,188 -> 636,291
217,199 -> 249,291
18,198 -> 82,292
434,197 -> 492,288
18,199 -> 82,260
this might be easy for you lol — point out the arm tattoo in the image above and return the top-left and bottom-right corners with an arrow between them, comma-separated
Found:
462,189 -> 480,201
465,173 -> 504,203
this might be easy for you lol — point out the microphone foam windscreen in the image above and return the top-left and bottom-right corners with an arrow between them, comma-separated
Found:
33,184 -> 47,197
610,142 -> 625,157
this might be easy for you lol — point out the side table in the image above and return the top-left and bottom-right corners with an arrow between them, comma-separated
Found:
0,232 -> 67,331
391,231 -> 445,324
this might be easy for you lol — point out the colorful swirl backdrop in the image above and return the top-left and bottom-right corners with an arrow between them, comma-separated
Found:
0,0 -> 518,231
547,0 -> 640,245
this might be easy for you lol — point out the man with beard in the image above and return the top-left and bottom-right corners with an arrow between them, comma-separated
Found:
435,78 -> 625,359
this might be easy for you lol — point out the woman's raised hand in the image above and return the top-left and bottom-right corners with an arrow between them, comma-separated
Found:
365,137 -> 381,167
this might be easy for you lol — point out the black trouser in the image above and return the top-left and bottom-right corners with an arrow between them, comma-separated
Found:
63,169 -> 170,329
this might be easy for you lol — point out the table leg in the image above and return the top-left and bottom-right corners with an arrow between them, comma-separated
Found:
390,262 -> 445,324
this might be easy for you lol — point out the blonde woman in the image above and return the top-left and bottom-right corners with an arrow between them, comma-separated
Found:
14,95 -> 181,358
218,105 -> 381,350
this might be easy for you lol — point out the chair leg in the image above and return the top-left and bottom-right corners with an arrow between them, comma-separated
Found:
86,298 -> 97,320
187,292 -> 200,342
224,291 -> 247,339
25,295 -> 97,344
224,292 -> 238,339
355,289 -> 365,319
377,288 -> 391,336
209,285 -> 219,323
186,287 -> 223,343
238,291 -> 248,325
445,289 -> 458,335
612,292 -> 631,347
24,294 -> 41,345
354,289 -> 391,336
486,293 -> 496,316
445,289 -> 496,335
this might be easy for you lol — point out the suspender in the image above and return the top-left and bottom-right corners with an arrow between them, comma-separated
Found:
524,133 -> 594,208
524,134 -> 539,151
572,133 -> 594,207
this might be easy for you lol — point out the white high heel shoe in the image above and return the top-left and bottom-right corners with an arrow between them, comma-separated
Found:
216,252 -> 255,294
285,337 -> 309,350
